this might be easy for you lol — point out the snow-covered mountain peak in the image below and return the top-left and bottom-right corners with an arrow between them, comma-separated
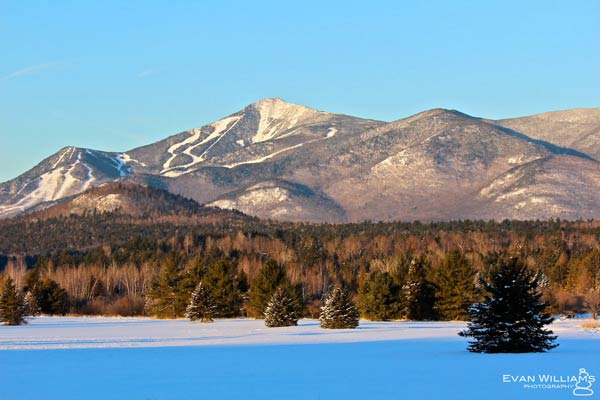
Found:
249,97 -> 326,118
4,101 -> 600,222
250,97 -> 316,112
131,98 -> 360,178
249,98 -> 326,143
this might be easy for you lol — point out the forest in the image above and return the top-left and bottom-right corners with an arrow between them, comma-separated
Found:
1,209 -> 600,321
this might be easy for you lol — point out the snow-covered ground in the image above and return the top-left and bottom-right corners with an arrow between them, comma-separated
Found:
1,318 -> 599,399
0,317 -> 470,350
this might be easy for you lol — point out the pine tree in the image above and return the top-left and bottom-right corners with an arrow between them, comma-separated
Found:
402,257 -> 437,320
319,286 -> 359,329
264,286 -> 303,327
0,277 -> 27,325
433,251 -> 479,320
247,260 -> 288,318
185,282 -> 216,322
358,270 -> 401,321
459,257 -> 559,353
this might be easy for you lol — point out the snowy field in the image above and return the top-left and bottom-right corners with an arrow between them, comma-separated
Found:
1,317 -> 599,400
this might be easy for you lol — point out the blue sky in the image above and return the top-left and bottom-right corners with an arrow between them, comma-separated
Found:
1,0 -> 599,182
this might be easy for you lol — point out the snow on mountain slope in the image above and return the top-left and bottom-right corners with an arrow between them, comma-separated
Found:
276,108 -> 600,221
493,107 -> 600,159
160,116 -> 243,177
475,155 -> 600,220
251,97 -> 325,143
3,99 -> 600,222
208,180 -> 346,223
126,98 -> 383,177
22,182 -> 206,219
223,143 -> 305,168
0,147 -> 132,218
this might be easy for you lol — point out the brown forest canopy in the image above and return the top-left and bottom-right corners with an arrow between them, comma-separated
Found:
1,212 -> 599,318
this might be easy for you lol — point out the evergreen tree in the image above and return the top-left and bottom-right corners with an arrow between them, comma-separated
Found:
202,258 -> 243,318
402,258 -> 437,320
185,282 -> 216,322
358,270 -> 401,320
319,286 -> 359,329
32,278 -> 69,315
264,285 -> 303,327
0,277 -> 27,325
433,251 -> 479,320
24,291 -> 40,316
459,257 -> 558,353
147,253 -> 188,318
247,260 -> 288,318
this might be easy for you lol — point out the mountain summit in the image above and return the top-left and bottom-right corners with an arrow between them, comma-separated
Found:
2,99 -> 600,222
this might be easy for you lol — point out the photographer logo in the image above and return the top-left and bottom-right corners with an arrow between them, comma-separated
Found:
502,367 -> 595,396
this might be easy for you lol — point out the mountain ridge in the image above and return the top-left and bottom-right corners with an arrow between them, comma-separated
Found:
2,99 -> 600,222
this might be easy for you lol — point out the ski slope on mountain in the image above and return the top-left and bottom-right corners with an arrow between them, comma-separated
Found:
0,147 -> 130,218
3,100 -> 600,222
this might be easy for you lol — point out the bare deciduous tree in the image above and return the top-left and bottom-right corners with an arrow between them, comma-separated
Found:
585,287 -> 600,319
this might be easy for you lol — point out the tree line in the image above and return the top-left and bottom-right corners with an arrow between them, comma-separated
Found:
1,218 -> 600,320
1,254 -> 560,355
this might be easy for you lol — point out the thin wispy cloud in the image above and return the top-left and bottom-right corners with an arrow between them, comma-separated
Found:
0,62 -> 61,81
137,68 -> 158,78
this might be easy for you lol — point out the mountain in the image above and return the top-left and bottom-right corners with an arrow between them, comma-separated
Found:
2,99 -> 600,222
25,182 -> 205,220
269,108 -> 600,221
0,182 -> 251,255
493,107 -> 600,159
0,147 -> 131,219
125,97 -> 382,176
209,180 -> 348,223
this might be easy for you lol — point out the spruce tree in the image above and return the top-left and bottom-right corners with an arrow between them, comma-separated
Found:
247,260 -> 288,318
402,258 -> 437,320
358,270 -> 401,321
459,257 -> 558,353
147,253 -> 188,318
264,286 -> 303,327
32,278 -> 69,315
0,277 -> 27,325
433,251 -> 479,320
319,287 -> 360,329
185,282 -> 217,322
202,258 -> 243,318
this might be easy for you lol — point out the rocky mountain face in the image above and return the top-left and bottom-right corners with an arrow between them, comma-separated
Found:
2,99 -> 600,222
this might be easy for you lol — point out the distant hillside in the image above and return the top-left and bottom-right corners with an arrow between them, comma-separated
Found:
493,107 -> 600,159
0,183 -> 252,255
27,182 -> 204,219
